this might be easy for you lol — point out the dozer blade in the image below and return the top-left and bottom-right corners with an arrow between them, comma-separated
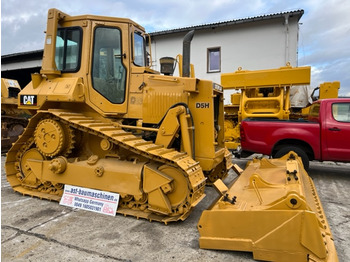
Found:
198,152 -> 338,262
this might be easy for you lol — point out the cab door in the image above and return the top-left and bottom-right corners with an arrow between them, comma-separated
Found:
324,101 -> 350,161
87,22 -> 130,115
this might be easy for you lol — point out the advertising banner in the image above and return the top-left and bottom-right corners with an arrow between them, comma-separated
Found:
59,185 -> 120,216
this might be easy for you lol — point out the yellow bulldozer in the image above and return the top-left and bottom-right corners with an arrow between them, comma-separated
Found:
1,78 -> 31,153
5,8 -> 232,224
5,8 -> 338,261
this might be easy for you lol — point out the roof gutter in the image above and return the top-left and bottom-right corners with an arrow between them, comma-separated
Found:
150,10 -> 304,37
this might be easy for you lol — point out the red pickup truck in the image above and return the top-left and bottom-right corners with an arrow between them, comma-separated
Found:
240,98 -> 350,169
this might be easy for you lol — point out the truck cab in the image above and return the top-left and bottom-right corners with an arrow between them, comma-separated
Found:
315,99 -> 350,161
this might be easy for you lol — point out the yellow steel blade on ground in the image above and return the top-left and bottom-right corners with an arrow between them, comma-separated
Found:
198,152 -> 338,262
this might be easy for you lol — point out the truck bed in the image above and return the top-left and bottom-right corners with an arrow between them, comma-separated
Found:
240,118 -> 320,157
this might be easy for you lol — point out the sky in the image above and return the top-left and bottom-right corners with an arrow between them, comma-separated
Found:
1,0 -> 350,96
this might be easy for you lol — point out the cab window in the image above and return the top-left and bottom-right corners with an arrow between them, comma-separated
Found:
133,32 -> 146,67
332,103 -> 350,122
55,27 -> 82,72
92,27 -> 126,104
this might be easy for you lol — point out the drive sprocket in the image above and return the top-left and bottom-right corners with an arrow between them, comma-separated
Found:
34,118 -> 75,157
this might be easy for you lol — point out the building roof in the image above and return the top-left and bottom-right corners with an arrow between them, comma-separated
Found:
149,10 -> 304,36
2,49 -> 43,63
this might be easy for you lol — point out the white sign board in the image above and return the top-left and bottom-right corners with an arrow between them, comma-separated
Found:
59,185 -> 120,216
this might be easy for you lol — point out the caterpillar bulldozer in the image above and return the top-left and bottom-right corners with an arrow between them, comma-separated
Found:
1,78 -> 31,153
5,8 -> 232,223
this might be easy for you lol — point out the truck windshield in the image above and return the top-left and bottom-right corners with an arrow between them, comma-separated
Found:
55,27 -> 82,72
133,32 -> 146,67
92,27 -> 126,104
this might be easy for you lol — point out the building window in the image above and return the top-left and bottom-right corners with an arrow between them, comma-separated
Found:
207,47 -> 221,73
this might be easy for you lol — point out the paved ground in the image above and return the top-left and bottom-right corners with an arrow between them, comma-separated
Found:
1,155 -> 350,262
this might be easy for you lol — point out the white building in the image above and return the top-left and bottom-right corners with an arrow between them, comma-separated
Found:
149,10 -> 304,85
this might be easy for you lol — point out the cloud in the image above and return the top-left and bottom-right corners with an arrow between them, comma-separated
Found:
0,0 -> 268,53
296,0 -> 350,95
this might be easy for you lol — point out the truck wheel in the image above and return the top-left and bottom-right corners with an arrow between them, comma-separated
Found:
274,146 -> 310,170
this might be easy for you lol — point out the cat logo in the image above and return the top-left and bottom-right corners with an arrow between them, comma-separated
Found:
20,95 -> 37,105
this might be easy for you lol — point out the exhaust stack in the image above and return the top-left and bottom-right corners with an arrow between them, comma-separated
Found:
182,30 -> 194,77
